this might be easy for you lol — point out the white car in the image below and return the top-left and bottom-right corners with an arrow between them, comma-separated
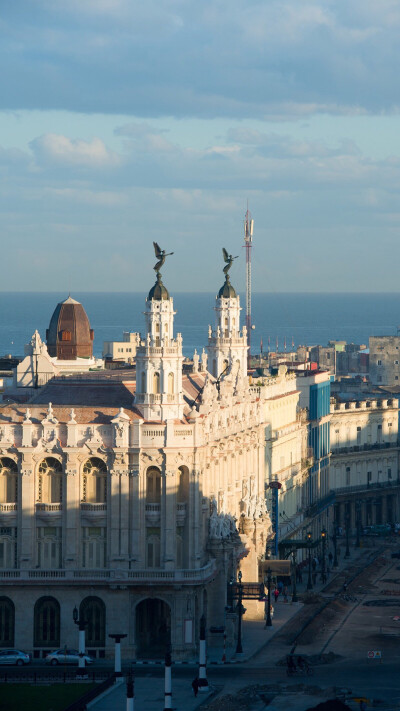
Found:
0,649 -> 31,665
45,649 -> 92,666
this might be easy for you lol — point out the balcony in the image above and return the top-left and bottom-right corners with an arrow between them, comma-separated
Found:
0,559 -> 217,586
80,503 -> 107,512
145,503 -> 161,524
0,503 -> 17,512
36,503 -> 62,514
334,480 -> 400,497
331,441 -> 399,456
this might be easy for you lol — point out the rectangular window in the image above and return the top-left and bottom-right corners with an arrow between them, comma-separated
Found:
395,361 -> 399,365
367,471 -> 372,483
346,467 -> 350,486
377,359 -> 382,365
388,468 -> 392,479
357,426 -> 361,445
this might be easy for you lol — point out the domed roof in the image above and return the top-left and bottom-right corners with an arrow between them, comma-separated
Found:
218,275 -> 237,299
46,296 -> 94,360
148,273 -> 170,301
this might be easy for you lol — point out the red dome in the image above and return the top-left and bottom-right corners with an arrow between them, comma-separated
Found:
46,296 -> 94,360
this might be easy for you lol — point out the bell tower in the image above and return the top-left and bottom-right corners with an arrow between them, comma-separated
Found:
206,250 -> 248,379
134,247 -> 184,421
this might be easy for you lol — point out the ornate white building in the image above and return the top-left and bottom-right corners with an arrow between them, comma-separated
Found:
0,263 -> 287,660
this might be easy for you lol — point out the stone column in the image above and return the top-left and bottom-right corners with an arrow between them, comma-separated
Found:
64,455 -> 79,568
164,464 -> 176,570
19,453 -> 35,568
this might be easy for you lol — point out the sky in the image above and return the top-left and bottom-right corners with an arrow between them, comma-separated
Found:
1,0 -> 400,293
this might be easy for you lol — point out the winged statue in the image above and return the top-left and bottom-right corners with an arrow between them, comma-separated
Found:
153,242 -> 174,273
222,247 -> 238,276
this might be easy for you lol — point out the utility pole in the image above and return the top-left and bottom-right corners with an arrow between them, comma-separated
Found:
244,205 -> 254,372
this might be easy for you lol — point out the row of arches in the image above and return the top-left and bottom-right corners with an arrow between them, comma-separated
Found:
0,457 -> 107,505
0,595 -> 172,658
140,371 -> 175,394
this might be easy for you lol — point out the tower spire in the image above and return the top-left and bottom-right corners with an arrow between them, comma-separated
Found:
244,205 -> 254,372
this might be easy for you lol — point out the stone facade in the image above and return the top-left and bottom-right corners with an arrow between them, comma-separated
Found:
369,336 -> 400,386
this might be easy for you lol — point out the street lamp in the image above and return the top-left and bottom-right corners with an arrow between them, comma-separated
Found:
306,532 -> 313,591
332,526 -> 338,568
291,548 -> 298,603
236,571 -> 244,654
345,512 -> 350,559
72,606 -> 87,674
355,501 -> 361,548
264,567 -> 272,627
320,529 -> 327,582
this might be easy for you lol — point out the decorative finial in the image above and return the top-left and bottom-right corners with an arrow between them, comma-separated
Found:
69,409 -> 76,423
24,409 -> 31,422
153,242 -> 174,276
222,248 -> 238,277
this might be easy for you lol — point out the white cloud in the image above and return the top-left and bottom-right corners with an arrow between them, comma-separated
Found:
30,134 -> 121,168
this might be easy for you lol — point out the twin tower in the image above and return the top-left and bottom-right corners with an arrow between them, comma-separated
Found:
134,257 -> 248,421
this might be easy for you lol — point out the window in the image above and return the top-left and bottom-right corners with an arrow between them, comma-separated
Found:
37,527 -> 62,569
146,532 -> 160,568
396,376 -> 399,381
82,458 -> 107,504
0,598 -> 14,647
153,372 -> 160,394
356,427 -> 361,445
388,468 -> 392,479
0,458 -> 18,504
80,597 -> 105,647
82,527 -> 106,568
377,359 -> 382,365
377,424 -> 382,443
146,468 -> 161,503
367,471 -> 372,483
38,458 -> 62,504
346,467 -> 350,486
378,376 -> 382,382
395,361 -> 399,365
34,597 -> 60,648
0,528 -> 16,569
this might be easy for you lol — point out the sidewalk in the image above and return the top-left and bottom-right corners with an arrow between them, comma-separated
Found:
89,676 -> 215,711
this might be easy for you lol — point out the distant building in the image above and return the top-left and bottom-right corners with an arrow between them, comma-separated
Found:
103,332 -> 140,364
369,336 -> 400,386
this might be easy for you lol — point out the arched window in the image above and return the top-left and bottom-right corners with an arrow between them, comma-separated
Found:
34,597 -> 60,647
177,466 -> 189,503
38,458 -> 62,504
153,372 -> 160,394
0,597 -> 14,647
80,597 -> 105,647
168,372 -> 174,394
0,458 -> 18,504
82,458 -> 107,504
146,468 -> 161,503
146,534 -> 160,568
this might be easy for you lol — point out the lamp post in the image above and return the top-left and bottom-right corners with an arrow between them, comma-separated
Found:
355,501 -> 361,548
306,532 -> 313,591
126,666 -> 134,711
332,526 -> 338,568
320,529 -> 327,582
345,512 -> 350,559
264,567 -> 272,627
163,645 -> 172,711
291,548 -> 298,603
109,633 -> 127,677
72,606 -> 87,675
236,571 -> 244,654
198,614 -> 209,692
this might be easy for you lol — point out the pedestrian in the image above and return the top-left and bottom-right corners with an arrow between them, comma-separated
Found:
283,585 -> 288,602
192,677 -> 199,697
328,551 -> 333,565
298,567 -> 303,584
274,587 -> 280,602
312,558 -> 317,572
278,580 -> 283,595
359,700 -> 367,711
343,580 -> 348,593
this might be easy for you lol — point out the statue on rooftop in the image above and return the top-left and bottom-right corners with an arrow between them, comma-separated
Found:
222,247 -> 238,276
153,242 -> 174,274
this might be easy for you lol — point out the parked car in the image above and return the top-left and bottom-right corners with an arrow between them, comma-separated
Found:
0,649 -> 31,666
45,649 -> 92,666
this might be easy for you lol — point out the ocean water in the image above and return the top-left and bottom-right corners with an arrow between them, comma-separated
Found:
0,292 -> 400,359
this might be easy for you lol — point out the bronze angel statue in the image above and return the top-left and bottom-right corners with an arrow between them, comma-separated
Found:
222,247 -> 238,276
153,242 -> 174,273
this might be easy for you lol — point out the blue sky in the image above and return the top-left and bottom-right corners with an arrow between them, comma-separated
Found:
1,0 -> 400,292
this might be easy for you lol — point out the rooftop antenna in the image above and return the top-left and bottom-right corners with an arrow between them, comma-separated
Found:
244,203 -> 254,371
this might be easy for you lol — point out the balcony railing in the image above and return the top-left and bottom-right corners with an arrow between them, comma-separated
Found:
80,503 -> 107,512
0,503 -> 17,512
334,480 -> 400,496
0,559 -> 217,585
331,441 -> 398,455
36,503 -> 62,512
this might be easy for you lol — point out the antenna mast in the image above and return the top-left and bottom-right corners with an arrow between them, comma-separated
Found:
244,205 -> 254,371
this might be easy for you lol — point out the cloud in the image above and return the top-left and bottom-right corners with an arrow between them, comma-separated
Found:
30,134 -> 121,167
1,1 -> 400,118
